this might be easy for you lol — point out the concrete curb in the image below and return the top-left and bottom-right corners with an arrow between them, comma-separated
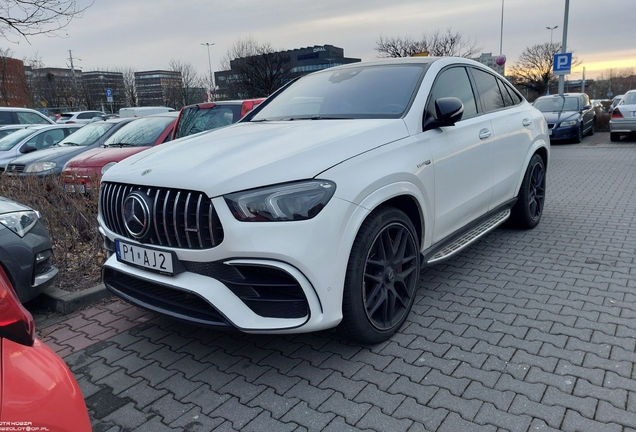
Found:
37,283 -> 112,314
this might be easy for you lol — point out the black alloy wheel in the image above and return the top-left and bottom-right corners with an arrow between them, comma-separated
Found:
341,206 -> 420,344
510,153 -> 546,230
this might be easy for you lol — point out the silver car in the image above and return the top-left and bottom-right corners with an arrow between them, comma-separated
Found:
0,124 -> 82,172
610,90 -> 636,142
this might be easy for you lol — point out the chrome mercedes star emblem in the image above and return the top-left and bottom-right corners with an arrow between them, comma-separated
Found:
123,191 -> 152,240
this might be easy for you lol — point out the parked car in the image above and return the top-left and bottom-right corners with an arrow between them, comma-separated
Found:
533,93 -> 595,142
0,124 -> 34,140
590,99 -> 605,114
0,264 -> 91,431
609,89 -> 636,142
609,94 -> 625,113
0,124 -> 82,173
0,107 -> 55,126
173,99 -> 264,139
56,110 -> 106,125
97,57 -> 549,343
0,197 -> 57,303
4,118 -> 137,178
62,112 -> 178,192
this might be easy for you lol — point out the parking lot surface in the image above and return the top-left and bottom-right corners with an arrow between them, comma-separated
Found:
30,132 -> 636,431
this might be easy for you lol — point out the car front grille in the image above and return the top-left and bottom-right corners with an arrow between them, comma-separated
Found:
100,182 -> 224,250
5,164 -> 25,173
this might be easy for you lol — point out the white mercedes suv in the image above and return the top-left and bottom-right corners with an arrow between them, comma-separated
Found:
98,57 -> 549,343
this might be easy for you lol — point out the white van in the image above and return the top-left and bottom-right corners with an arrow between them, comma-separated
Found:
119,107 -> 175,118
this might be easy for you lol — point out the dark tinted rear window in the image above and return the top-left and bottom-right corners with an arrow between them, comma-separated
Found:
175,105 -> 240,139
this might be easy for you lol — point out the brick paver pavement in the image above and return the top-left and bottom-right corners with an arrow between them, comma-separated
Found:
28,132 -> 636,431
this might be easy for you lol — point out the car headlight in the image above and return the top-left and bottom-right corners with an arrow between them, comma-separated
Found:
101,162 -> 117,175
560,120 -> 578,127
224,180 -> 336,222
0,210 -> 39,237
25,161 -> 57,173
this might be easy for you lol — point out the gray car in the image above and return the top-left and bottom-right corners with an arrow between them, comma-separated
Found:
4,118 -> 136,178
0,124 -> 81,173
609,90 -> 636,142
0,197 -> 58,303
0,107 -> 54,126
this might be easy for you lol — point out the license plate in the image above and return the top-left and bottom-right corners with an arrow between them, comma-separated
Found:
64,184 -> 85,193
116,239 -> 174,275
631,111 -> 636,117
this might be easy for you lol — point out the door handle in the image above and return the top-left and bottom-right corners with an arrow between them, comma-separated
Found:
522,118 -> 532,127
479,129 -> 491,140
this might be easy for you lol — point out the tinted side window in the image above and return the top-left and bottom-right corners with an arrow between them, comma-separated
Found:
426,67 -> 478,120
0,111 -> 14,125
471,68 -> 506,112
17,112 -> 50,124
497,80 -> 515,107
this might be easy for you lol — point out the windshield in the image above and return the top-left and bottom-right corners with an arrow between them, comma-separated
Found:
0,128 -> 37,151
104,117 -> 174,147
251,64 -> 427,121
57,122 -> 115,147
533,97 -> 579,113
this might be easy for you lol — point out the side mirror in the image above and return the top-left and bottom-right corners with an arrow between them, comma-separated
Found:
423,97 -> 464,131
582,105 -> 591,111
22,145 -> 37,154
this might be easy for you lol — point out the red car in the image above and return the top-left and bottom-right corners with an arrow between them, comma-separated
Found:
62,111 -> 178,192
0,265 -> 91,431
172,98 -> 264,139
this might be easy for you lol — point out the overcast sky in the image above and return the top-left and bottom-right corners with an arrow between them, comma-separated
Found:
5,0 -> 635,80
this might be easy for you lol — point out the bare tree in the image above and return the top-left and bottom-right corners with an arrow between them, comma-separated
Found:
168,59 -> 203,107
220,37 -> 292,99
116,67 -> 137,107
376,29 -> 481,58
509,42 -> 580,98
0,0 -> 95,41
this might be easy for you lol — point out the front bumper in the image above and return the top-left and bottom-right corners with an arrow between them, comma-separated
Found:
0,222 -> 58,303
548,124 -> 580,140
100,195 -> 367,333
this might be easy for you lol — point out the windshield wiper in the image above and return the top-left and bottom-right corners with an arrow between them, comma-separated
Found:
105,143 -> 136,147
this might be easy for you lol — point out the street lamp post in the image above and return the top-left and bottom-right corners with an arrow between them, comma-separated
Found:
201,42 -> 215,101
546,25 -> 558,45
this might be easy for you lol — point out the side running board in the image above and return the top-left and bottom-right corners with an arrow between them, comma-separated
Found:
426,209 -> 510,265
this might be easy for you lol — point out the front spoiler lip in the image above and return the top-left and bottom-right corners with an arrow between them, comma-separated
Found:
102,255 -> 319,333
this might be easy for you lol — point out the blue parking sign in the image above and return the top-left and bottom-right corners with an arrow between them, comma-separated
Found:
553,53 -> 572,75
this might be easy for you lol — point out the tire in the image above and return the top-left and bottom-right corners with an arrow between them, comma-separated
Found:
509,154 -> 546,230
573,125 -> 583,143
340,206 -> 420,344
610,132 -> 620,142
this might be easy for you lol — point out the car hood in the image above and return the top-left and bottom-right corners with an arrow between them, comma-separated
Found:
103,119 -> 408,196
66,146 -> 151,168
8,145 -> 91,165
0,197 -> 31,214
541,110 -> 579,124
